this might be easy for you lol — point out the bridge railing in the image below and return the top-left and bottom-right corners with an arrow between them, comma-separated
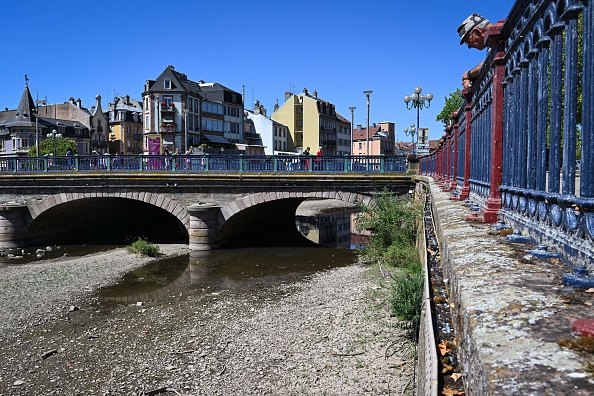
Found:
419,0 -> 594,265
0,154 -> 409,174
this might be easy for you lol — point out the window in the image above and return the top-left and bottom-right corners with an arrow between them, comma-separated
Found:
145,115 -> 149,129
359,142 -> 362,150
164,79 -> 171,89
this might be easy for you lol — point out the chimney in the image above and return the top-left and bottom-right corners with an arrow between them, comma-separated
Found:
303,88 -> 308,96
69,97 -> 76,105
285,91 -> 292,101
126,95 -> 130,105
77,98 -> 82,108
274,99 -> 279,113
313,90 -> 317,98
357,124 -> 362,130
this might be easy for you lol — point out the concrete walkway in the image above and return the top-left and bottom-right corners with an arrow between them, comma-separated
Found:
425,177 -> 594,395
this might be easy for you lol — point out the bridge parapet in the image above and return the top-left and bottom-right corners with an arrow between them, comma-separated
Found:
0,173 -> 413,250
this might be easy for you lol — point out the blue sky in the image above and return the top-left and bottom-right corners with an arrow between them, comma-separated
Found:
2,0 -> 515,142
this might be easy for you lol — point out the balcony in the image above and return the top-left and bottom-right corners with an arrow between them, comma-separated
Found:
161,122 -> 176,129
245,132 -> 261,140
160,102 -> 175,112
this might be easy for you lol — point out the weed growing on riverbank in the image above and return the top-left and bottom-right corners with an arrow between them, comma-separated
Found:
356,191 -> 423,330
126,238 -> 160,257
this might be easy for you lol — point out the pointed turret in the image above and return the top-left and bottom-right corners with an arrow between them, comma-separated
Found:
4,75 -> 36,127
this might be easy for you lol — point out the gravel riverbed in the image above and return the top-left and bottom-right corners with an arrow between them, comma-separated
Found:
0,202 -> 414,395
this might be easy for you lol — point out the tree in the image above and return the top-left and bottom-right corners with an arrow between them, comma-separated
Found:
28,137 -> 77,157
435,88 -> 465,127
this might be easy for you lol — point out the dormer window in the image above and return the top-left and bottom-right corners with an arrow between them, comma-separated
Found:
164,79 -> 171,89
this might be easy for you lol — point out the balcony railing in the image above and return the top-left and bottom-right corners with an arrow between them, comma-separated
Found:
419,0 -> 593,266
160,103 -> 175,112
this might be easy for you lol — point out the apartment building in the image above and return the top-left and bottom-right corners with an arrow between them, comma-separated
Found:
271,88 -> 347,156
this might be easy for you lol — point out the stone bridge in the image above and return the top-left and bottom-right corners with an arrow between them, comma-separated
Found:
0,172 -> 414,250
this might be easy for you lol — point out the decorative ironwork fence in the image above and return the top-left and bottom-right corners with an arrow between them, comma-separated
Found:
420,0 -> 593,265
0,154 -> 408,174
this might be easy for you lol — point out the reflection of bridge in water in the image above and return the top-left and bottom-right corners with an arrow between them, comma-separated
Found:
97,247 -> 357,304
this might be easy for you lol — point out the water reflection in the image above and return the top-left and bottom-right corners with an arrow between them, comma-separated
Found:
96,247 -> 358,304
295,208 -> 366,249
98,207 -> 368,304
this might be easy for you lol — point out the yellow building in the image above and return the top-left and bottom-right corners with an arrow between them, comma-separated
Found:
271,88 -> 349,155
107,96 -> 143,155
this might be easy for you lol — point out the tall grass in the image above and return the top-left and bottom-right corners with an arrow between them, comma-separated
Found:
356,190 -> 424,330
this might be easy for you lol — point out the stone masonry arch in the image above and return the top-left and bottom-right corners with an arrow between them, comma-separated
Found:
28,192 -> 191,232
187,190 -> 374,251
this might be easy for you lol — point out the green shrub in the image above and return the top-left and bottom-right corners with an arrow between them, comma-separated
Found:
355,189 -> 425,333
391,263 -> 424,328
126,238 -> 160,257
356,190 -> 421,267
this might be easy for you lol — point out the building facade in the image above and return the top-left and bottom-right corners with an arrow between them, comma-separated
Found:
143,65 -> 203,154
244,101 -> 289,155
105,95 -> 143,155
352,121 -> 395,156
0,79 -> 94,156
271,88 -> 346,156
198,81 -> 244,146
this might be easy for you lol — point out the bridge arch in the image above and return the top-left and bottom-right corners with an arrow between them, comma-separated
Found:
20,192 -> 190,246
29,192 -> 190,230
210,190 -> 372,249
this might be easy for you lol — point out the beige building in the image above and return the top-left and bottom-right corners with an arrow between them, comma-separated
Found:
352,121 -> 395,156
271,88 -> 348,156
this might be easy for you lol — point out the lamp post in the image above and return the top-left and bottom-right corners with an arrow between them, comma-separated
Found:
182,109 -> 189,153
348,106 -> 356,155
363,90 -> 373,156
47,129 -> 62,157
403,124 -> 416,154
403,86 -> 433,153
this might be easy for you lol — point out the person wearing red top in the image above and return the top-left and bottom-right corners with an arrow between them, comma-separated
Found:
315,146 -> 323,170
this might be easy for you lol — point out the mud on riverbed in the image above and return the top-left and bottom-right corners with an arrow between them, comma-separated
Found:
0,246 -> 415,395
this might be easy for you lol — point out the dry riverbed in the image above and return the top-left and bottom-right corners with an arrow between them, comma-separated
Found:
0,201 -> 414,395
0,246 -> 414,395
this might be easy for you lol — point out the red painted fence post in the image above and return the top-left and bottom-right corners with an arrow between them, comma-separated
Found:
482,22 -> 506,223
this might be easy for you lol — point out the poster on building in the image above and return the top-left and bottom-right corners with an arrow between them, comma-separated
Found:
147,136 -> 161,155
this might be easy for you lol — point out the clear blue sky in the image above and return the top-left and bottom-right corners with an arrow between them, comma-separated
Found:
2,0 -> 515,142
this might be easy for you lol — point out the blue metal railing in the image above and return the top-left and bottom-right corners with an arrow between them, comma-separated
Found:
0,154 -> 408,174
419,0 -> 594,266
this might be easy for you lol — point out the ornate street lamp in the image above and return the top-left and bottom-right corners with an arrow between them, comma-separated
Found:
47,129 -> 62,157
403,86 -> 433,153
403,124 -> 416,153
348,106 -> 356,155
363,90 -> 373,156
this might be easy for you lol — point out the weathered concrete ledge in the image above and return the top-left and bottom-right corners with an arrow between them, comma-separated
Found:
422,177 -> 594,395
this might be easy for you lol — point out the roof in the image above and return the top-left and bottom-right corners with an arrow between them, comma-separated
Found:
352,125 -> 380,141
1,84 -> 36,128
146,65 -> 203,96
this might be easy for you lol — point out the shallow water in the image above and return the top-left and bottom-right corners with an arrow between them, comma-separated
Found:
96,246 -> 359,304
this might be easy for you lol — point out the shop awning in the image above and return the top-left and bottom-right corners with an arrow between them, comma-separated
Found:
203,134 -> 229,144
